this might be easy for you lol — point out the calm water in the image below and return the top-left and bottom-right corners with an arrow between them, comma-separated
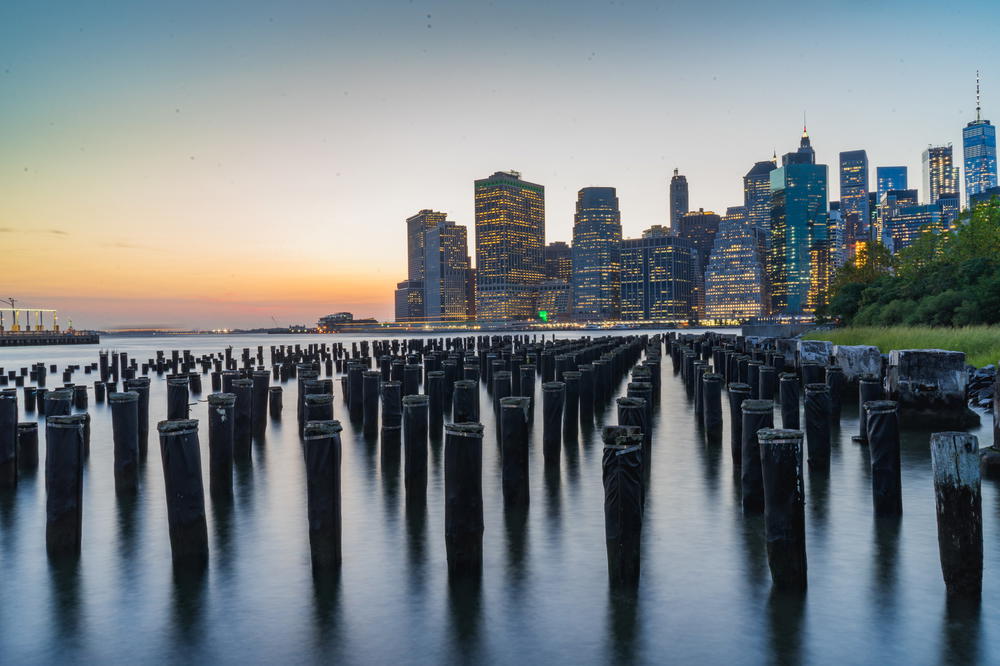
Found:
0,331 -> 996,665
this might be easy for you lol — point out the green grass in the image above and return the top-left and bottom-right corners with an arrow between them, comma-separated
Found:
803,326 -> 1000,368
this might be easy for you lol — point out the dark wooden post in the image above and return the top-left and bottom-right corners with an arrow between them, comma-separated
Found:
444,422 -> 484,575
46,414 -> 86,557
109,391 -> 140,494
304,420 -> 343,571
758,428 -> 807,591
157,419 -> 209,567
931,432 -> 982,599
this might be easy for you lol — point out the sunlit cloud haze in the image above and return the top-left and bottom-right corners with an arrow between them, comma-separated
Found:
2,0 -> 998,328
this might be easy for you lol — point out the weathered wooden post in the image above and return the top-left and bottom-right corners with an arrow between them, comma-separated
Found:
207,393 -> 235,497
728,383 -> 751,468
702,373 -> 724,440
403,395 -> 428,500
931,432 -> 982,599
741,399 -> 774,514
18,422 -> 38,470
617,396 -> 649,460
779,373 -> 799,430
426,370 -> 445,432
268,386 -> 283,420
578,364 -> 594,420
758,428 -> 807,591
0,391 -> 16,488
45,389 -> 72,418
125,377 -> 150,455
500,397 -> 530,506
542,381 -> 565,463
825,365 -> 846,422
232,378 -> 253,458
251,370 -> 269,432
445,422 -> 484,575
865,400 -> 902,516
758,365 -> 777,402
453,379 -> 479,424
602,427 -> 644,587
493,370 -> 512,415
167,375 -> 190,420
46,414 -> 86,557
854,375 -> 883,444
109,391 -> 140,494
563,371 -> 580,438
803,383 -> 831,470
157,419 -> 209,567
362,370 -> 381,436
304,420 -> 343,571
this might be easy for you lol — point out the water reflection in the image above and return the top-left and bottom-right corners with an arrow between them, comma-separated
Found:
607,587 -> 638,664
447,572 -> 482,661
739,514 -> 769,592
504,504 -> 529,596
871,516 -> 901,613
312,569 -> 343,645
211,494 -> 236,577
941,596 -> 981,665
49,559 -> 82,646
171,566 -> 207,648
767,589 -> 805,666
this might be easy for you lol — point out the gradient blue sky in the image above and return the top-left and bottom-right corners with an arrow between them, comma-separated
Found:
2,1 -> 998,327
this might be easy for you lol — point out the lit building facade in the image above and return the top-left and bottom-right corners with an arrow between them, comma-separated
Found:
676,208 -> 721,316
536,280 -> 572,321
544,241 -> 573,282
827,202 -> 847,269
474,171 -> 545,322
395,210 -> 471,322
669,169 -> 689,230
572,187 -> 622,321
884,204 -> 944,253
876,166 -> 908,201
769,130 -> 830,315
922,145 -> 960,205
839,150 -> 870,248
876,189 -> 918,244
394,279 -> 424,322
745,159 -> 778,233
964,119 -> 997,206
621,227 -> 697,321
703,206 -> 768,323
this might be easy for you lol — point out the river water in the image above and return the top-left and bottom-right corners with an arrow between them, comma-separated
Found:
0,331 -> 996,664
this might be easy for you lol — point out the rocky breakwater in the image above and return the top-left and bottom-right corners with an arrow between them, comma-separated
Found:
886,349 -> 979,429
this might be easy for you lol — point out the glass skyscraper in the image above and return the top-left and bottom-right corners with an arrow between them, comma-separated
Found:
395,210 -> 470,322
876,166 -> 907,201
703,206 -> 768,323
922,145 -> 960,205
620,228 -> 696,321
744,159 -> 778,233
571,187 -> 622,321
669,168 -> 689,230
544,241 -> 573,282
769,129 -> 830,315
963,84 -> 998,206
474,171 -> 545,322
839,150 -> 869,248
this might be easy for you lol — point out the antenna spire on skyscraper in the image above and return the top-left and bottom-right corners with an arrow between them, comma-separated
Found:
976,70 -> 982,122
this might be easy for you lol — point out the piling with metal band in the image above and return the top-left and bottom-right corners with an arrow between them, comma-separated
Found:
865,400 -> 902,516
18,422 -> 38,469
46,414 -> 87,557
251,370 -> 269,432
727,383 -> 751,468
125,377 -> 150,455
157,419 -> 209,567
740,399 -> 774,514
450,376 -> 480,424
361,370 -> 381,436
23,385 -> 36,413
166,375 -> 190,420
304,393 -> 334,428
269,386 -> 283,419
779,373 -> 799,430
426,371 -> 445,431
930,432 -> 982,599
758,365 -> 776,402
109,392 -> 140,494
758,428 -> 807,592
493,370 -> 512,415
855,375 -> 883,444
803,383 -> 831,470
45,389 -> 72,418
462,363 -> 479,385
71,384 -> 87,411
563,371 -> 580,437
702,373 -> 724,438
602,429 -> 643,587
304,420 -> 343,571
205,392 -> 236,498
231,378 -> 253,459
444,422 -> 484,575
500,397 -> 530,507
0,391 -> 17,488
542,381 -> 565,463
823,365 -> 846,422
617,397 -> 649,462
801,362 -> 824,387
403,395 -> 428,500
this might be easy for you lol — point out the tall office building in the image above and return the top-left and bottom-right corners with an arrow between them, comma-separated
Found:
544,241 -> 573,282
922,145 -> 960,205
827,202 -> 847,269
474,171 -> 545,322
395,210 -> 470,322
745,159 -> 778,232
839,150 -> 870,247
876,166 -> 908,201
677,209 -> 721,317
703,206 -> 768,323
621,229 -> 697,321
963,74 -> 998,206
669,168 -> 689,230
572,187 -> 622,320
769,128 -> 830,315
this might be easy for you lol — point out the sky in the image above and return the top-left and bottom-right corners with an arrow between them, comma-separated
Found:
2,0 -> 998,329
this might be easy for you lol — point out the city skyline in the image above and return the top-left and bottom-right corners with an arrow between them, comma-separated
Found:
3,1 -> 999,328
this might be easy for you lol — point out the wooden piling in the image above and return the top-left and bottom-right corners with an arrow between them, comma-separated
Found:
758,428 -> 807,591
157,419 -> 209,567
931,432 -> 982,599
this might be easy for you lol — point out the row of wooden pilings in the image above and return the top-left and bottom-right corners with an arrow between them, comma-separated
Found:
668,331 -> 983,599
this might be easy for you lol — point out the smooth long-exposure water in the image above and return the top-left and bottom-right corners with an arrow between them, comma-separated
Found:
0,332 -> 996,664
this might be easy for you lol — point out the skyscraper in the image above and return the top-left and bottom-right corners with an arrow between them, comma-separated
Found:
395,210 -> 470,322
922,145 -> 960,205
876,166 -> 908,201
703,206 -> 768,323
676,209 -> 720,317
669,168 -> 689,230
744,159 -> 778,233
572,187 -> 622,321
474,171 -> 545,322
621,229 -> 697,321
963,74 -> 998,206
544,241 -> 573,282
769,128 -> 830,315
839,150 -> 870,247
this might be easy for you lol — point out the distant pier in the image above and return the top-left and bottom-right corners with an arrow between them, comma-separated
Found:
0,331 -> 99,347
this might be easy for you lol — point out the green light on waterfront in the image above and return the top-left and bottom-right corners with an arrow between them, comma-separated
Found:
538,310 -> 549,322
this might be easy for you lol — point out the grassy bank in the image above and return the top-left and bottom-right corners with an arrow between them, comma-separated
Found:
803,326 -> 1000,368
